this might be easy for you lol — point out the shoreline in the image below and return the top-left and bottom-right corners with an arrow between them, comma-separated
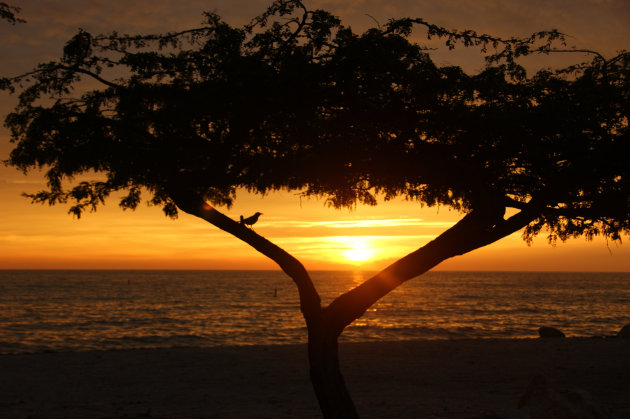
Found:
1,338 -> 629,418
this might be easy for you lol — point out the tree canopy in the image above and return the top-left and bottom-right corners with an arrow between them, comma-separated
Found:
3,1 -> 629,416
0,2 -> 24,25
3,0 -> 628,244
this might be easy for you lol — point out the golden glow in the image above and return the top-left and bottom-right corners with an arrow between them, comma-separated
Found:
341,237 -> 375,263
263,218 -> 454,229
0,178 -> 629,270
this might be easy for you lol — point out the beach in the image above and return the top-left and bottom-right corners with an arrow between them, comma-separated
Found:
1,338 -> 628,418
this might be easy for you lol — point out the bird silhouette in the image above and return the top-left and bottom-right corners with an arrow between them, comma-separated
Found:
240,212 -> 262,227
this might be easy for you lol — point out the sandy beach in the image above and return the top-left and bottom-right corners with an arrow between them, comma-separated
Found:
1,338 -> 628,418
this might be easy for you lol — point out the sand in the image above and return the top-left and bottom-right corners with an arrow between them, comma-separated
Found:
1,338 -> 629,418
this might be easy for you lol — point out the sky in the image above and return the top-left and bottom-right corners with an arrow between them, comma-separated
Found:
0,0 -> 629,271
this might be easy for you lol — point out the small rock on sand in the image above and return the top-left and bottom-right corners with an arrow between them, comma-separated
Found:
538,327 -> 565,338
617,324 -> 630,338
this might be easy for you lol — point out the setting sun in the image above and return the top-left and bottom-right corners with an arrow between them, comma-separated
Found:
343,238 -> 375,263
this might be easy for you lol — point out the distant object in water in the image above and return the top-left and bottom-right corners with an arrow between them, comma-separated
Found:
274,288 -> 277,298
618,324 -> 630,339
538,326 -> 565,338
240,212 -> 262,227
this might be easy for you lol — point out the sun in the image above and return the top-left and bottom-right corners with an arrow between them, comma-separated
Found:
343,238 -> 375,263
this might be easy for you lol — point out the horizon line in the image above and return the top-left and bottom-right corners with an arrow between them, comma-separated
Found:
1,268 -> 629,274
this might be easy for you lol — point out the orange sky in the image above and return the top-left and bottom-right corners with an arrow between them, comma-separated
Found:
1,0 -> 629,271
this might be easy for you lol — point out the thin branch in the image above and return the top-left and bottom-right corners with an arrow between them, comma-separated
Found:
3,64 -> 122,91
383,17 -> 551,46
60,65 -> 122,89
546,48 -> 606,61
365,14 -> 381,29
279,2 -> 309,51
92,27 -> 213,45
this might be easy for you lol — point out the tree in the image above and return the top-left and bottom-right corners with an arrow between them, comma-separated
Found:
0,2 -> 24,24
2,1 -> 629,417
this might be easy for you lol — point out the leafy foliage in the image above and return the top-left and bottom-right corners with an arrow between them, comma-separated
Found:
2,0 -> 629,242
0,2 -> 24,25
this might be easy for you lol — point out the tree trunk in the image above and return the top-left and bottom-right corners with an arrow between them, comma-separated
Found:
308,318 -> 360,419
169,189 -> 539,418
304,207 -> 538,418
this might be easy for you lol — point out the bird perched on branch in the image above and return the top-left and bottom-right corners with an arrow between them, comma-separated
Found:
240,212 -> 262,227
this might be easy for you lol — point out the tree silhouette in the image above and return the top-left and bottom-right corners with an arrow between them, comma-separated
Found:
2,1 -> 629,417
0,2 -> 24,24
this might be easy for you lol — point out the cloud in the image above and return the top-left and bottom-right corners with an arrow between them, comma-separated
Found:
259,218 -> 454,229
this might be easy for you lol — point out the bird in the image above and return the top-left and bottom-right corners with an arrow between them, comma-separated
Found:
240,212 -> 262,227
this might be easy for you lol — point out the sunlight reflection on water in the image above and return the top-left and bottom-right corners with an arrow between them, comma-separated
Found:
0,270 -> 629,353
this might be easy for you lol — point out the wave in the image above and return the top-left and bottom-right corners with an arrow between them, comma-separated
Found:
2,270 -> 629,354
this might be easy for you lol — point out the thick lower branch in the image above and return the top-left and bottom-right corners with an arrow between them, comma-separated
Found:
168,188 -> 322,324
169,188 -> 361,417
325,207 -> 538,334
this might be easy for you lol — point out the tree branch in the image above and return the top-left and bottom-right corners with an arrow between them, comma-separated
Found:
324,206 -> 539,334
92,27 -> 213,44
2,64 -> 122,93
167,187 -> 322,325
546,48 -> 605,61
59,65 -> 122,89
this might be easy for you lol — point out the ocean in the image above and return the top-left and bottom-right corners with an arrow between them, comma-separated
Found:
1,270 -> 629,354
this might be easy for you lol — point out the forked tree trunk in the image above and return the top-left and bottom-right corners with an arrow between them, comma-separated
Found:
169,189 -> 538,419
303,207 -> 537,418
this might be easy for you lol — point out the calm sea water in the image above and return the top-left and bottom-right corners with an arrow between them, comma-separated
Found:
1,270 -> 629,354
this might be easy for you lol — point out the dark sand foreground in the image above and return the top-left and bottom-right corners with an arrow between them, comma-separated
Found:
1,338 -> 629,418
